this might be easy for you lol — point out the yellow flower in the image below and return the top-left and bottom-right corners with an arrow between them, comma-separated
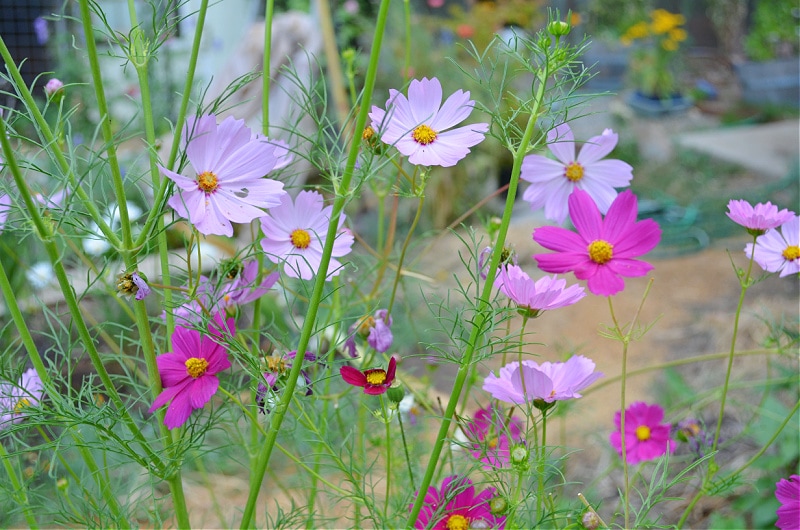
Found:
651,9 -> 685,34
661,38 -> 678,51
623,21 -> 650,41
669,28 -> 687,42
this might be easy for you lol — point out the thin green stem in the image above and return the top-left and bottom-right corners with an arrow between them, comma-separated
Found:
403,0 -> 411,83
238,1 -> 391,526
406,64 -> 549,528
386,195 -> 424,314
713,237 -> 758,454
382,396 -> 393,521
0,442 -> 38,529
397,404 -> 416,491
262,0 -> 274,135
538,410 -> 548,523
608,296 -> 631,530
316,0 -> 349,127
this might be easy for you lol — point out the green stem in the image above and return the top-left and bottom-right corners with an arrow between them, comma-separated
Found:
538,410 -> 548,523
406,65 -> 549,528
262,0 -> 274,135
0,442 -> 38,529
608,296 -> 631,530
386,195 -> 424,314
382,396 -> 393,522
316,0 -> 349,127
712,237 -> 757,454
397,404 -> 416,491
238,1 -> 391,526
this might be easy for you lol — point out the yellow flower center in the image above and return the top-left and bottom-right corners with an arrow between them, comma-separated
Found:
446,514 -> 469,530
635,425 -> 651,441
196,171 -> 219,193
290,229 -> 312,250
487,437 -> 498,449
588,240 -> 614,264
185,357 -> 209,378
362,126 -> 375,140
14,398 -> 31,414
412,124 -> 438,145
358,316 -> 376,336
782,245 -> 800,261
565,162 -> 584,182
265,356 -> 287,374
365,369 -> 387,386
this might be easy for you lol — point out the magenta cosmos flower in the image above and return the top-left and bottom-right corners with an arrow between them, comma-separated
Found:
149,313 -> 234,429
369,77 -> 489,167
159,114 -> 287,237
339,356 -> 396,395
610,401 -> 676,465
775,474 -> 800,530
260,190 -> 354,280
464,405 -> 524,469
746,215 -> 799,278
495,264 -> 586,317
521,123 -> 633,225
483,355 -> 602,406
533,189 -> 661,296
726,199 -> 795,236
0,368 -> 44,429
411,475 -> 505,530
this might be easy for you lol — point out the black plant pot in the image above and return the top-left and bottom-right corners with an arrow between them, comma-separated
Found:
625,91 -> 693,117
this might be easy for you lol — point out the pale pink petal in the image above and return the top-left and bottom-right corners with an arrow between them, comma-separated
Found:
407,77 -> 443,123
429,89 -> 473,130
577,129 -> 618,164
583,159 -> 634,187
546,123 -> 576,164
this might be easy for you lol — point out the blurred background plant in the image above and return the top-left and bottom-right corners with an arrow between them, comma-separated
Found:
743,0 -> 800,61
620,8 -> 688,100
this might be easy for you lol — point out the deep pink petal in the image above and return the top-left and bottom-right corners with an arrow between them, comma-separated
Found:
533,226 -> 587,252
568,189 -> 604,240
188,375 -> 219,408
340,366 -> 367,387
585,266 -> 626,296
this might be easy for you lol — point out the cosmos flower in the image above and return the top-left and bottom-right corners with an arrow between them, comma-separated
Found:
745,215 -> 799,277
521,123 -> 633,225
610,401 -> 676,465
159,114 -> 287,237
260,190 -> 354,280
533,189 -> 661,296
339,356 -> 396,395
344,309 -> 394,355
494,264 -> 586,317
0,194 -> 11,233
0,368 -> 44,429
256,351 -> 317,413
216,260 -> 280,310
478,245 -> 517,280
149,313 -> 233,429
463,405 -> 524,469
411,475 -> 505,530
117,271 -> 151,301
726,199 -> 795,236
775,475 -> 800,530
369,77 -> 489,167
482,356 -> 602,406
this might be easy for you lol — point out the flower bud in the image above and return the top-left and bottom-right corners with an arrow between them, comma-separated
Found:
510,443 -> 530,470
547,20 -> 571,37
581,510 -> 601,530
489,495 -> 508,516
44,78 -> 64,101
386,383 -> 405,405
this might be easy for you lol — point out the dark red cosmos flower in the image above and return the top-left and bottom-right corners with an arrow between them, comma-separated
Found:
339,356 -> 396,395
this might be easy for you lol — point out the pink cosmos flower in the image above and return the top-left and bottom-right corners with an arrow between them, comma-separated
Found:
521,123 -> 633,225
0,194 -> 11,233
369,77 -> 489,167
482,355 -> 603,406
610,401 -> 676,465
411,475 -> 505,530
259,190 -> 354,280
217,260 -> 280,310
339,356 -> 396,395
0,368 -> 44,429
726,199 -> 795,235
745,215 -> 799,277
533,189 -> 661,296
344,309 -> 394,355
775,474 -> 800,530
149,313 -> 233,429
495,264 -> 586,317
463,405 -> 524,469
159,114 -> 287,237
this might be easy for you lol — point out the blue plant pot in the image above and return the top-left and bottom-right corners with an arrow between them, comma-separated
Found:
625,91 -> 694,117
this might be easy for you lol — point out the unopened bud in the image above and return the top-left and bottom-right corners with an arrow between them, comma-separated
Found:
44,78 -> 64,101
581,510 -> 601,530
386,383 -> 405,405
489,495 -> 508,516
548,20 -> 571,37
